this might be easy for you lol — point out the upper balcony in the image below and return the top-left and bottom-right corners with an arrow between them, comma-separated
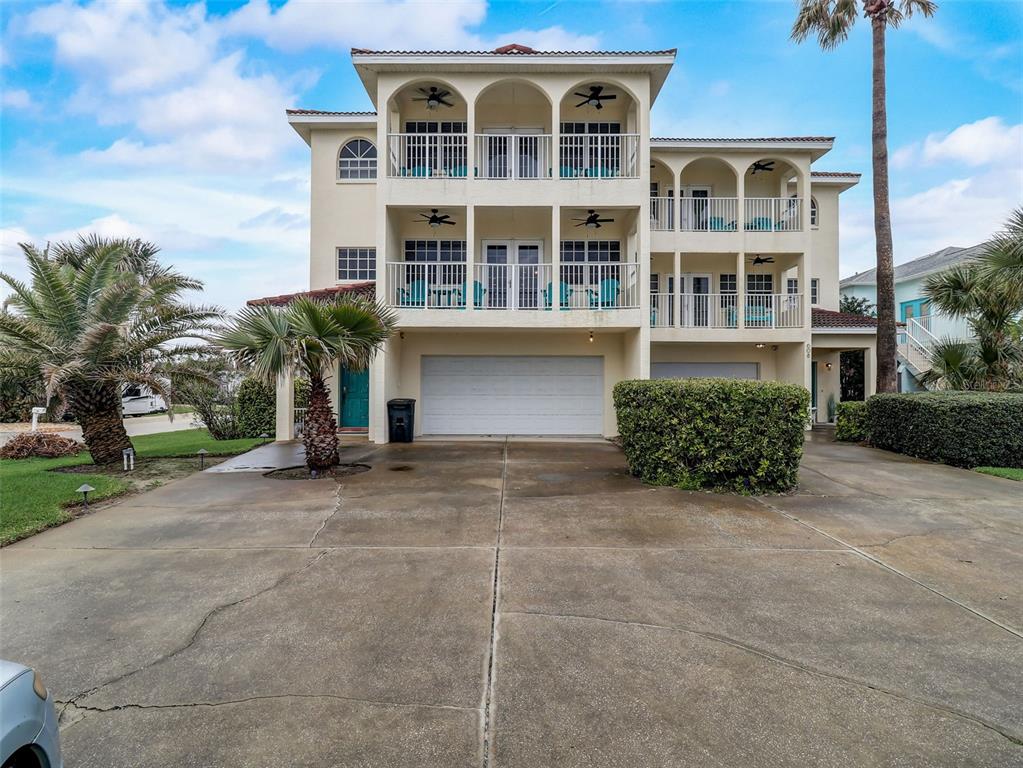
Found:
383,78 -> 642,199
649,156 -> 808,252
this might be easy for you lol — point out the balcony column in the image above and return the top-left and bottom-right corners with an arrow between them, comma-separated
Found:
673,250 -> 682,328
551,204 -> 561,308
551,94 -> 560,181
274,369 -> 294,442
465,204 -> 475,313
674,170 -> 682,232
736,251 -> 746,329
466,92 -> 476,181
796,253 -> 808,329
736,166 -> 746,233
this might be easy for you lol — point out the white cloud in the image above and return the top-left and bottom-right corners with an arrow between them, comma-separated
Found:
2,88 -> 33,109
921,117 -> 1023,167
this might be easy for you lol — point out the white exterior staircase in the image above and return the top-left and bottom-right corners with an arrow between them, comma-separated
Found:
897,316 -> 939,387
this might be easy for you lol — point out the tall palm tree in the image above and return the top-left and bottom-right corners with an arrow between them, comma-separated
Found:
216,296 -> 396,472
0,240 -> 219,463
792,0 -> 937,393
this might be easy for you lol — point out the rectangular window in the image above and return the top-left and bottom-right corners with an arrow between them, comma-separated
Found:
811,278 -> 820,305
747,274 -> 774,294
403,240 -> 466,284
650,273 -> 660,292
787,278 -> 799,295
559,122 -> 621,134
404,121 -> 467,134
719,274 -> 737,294
559,240 -> 621,285
337,247 -> 376,281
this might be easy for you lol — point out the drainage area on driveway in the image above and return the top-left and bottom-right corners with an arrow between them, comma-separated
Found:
1,436 -> 1020,766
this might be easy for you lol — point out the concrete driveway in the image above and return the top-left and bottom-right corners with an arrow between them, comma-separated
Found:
1,435 -> 1021,766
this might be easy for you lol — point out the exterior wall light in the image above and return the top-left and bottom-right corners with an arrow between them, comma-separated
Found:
588,331 -> 594,343
825,362 -> 833,370
755,343 -> 766,349
122,448 -> 135,471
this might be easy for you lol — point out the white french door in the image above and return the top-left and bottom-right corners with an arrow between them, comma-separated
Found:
481,240 -> 545,309
683,272 -> 711,327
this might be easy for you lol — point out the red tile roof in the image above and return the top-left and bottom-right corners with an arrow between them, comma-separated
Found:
286,109 -> 376,116
812,308 -> 879,329
247,283 -> 376,307
811,171 -> 861,178
652,136 -> 834,143
351,46 -> 676,56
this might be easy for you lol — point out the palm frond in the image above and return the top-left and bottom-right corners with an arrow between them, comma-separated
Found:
792,0 -> 859,49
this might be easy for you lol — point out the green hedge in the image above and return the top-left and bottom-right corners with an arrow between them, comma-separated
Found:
835,401 -> 868,442
613,378 -> 810,494
236,377 -> 276,438
866,392 -> 1023,468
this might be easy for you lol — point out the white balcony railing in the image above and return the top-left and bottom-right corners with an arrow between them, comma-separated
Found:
650,197 -> 674,231
475,135 -> 552,179
559,134 -> 640,178
744,198 -> 802,232
386,261 -> 639,311
650,292 -> 674,327
673,294 -> 740,328
745,293 -> 803,328
387,133 -> 469,178
680,198 -> 739,232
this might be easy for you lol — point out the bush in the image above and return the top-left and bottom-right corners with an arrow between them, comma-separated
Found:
236,378 -> 276,438
613,378 -> 810,494
835,401 -> 868,442
0,432 -> 83,459
865,392 -> 1023,468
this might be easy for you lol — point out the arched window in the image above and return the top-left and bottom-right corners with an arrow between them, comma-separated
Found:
338,139 -> 376,180
810,196 -> 819,227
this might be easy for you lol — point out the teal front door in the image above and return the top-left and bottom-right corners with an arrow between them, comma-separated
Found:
340,368 -> 369,428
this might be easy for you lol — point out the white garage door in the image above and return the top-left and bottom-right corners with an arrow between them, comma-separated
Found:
421,356 -> 603,435
651,362 -> 760,380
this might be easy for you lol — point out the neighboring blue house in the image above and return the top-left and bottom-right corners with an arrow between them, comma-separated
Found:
840,245 -> 980,391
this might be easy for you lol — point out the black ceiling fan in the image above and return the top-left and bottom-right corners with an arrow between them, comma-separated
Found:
750,160 -> 775,174
416,209 -> 455,227
574,85 -> 616,110
413,86 -> 454,110
749,254 -> 775,265
573,210 -> 615,228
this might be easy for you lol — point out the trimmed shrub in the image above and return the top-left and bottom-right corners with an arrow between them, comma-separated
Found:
0,432 -> 83,459
835,401 -> 868,442
236,377 -> 276,438
865,392 -> 1023,468
613,378 -> 810,494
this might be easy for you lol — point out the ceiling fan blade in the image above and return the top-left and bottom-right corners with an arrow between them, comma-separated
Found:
574,222 -> 586,227
412,97 -> 429,102
417,87 -> 431,95
435,214 -> 450,221
591,85 -> 604,95
437,98 -> 454,107
435,90 -> 450,98
596,218 -> 614,223
573,92 -> 590,99
575,99 -> 591,108
593,222 -> 602,228
600,94 -> 617,101
441,220 -> 456,225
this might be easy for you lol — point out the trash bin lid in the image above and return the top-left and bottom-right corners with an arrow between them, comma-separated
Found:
387,398 -> 416,406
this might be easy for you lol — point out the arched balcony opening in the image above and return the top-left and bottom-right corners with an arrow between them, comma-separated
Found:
558,80 -> 640,178
743,158 -> 803,232
474,80 -> 553,179
679,157 -> 739,232
385,79 -> 468,178
649,159 -> 675,230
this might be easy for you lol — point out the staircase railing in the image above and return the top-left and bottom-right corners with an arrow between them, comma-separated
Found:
898,316 -> 939,375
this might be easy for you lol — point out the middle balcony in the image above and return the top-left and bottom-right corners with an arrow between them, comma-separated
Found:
382,205 -> 643,329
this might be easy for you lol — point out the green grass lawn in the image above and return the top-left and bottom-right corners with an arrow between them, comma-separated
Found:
974,467 -> 1023,482
0,429 -> 262,546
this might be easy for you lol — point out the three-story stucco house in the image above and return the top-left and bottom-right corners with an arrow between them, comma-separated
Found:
252,44 -> 878,441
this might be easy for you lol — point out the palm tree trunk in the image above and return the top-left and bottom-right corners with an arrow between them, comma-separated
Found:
68,382 -> 133,464
303,372 -> 339,471
871,15 -> 898,393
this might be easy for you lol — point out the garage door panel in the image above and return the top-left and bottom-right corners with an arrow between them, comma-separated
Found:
421,356 -> 603,435
651,362 -> 760,380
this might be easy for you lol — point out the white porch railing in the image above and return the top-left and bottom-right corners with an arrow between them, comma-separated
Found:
650,292 -> 673,327
558,263 -> 640,309
675,294 -> 740,328
680,198 -> 738,232
745,198 -> 802,232
386,262 -> 470,308
650,197 -> 674,231
473,263 -> 553,309
744,293 -> 804,328
475,134 -> 552,179
559,134 -> 640,178
387,133 -> 469,178
898,316 -> 940,375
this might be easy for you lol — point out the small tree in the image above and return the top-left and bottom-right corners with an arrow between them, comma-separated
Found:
217,296 -> 395,471
840,295 -> 876,317
236,377 -> 276,437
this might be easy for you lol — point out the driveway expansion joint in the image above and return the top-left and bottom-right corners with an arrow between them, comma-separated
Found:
503,609 -> 1023,746
481,437 -> 509,768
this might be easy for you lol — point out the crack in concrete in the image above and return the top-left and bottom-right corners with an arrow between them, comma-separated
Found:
308,478 -> 345,547
481,437 -> 508,768
753,497 -> 1023,640
59,692 -> 479,718
504,609 -> 1023,746
859,523 -> 992,549
66,548 -> 331,708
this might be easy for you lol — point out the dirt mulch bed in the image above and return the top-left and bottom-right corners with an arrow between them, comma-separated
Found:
52,456 -> 228,494
267,463 -> 371,480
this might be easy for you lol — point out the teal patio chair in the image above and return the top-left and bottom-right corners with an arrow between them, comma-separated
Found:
586,278 -> 620,309
399,279 -> 427,308
455,280 -> 486,309
746,217 -> 773,231
542,282 -> 574,310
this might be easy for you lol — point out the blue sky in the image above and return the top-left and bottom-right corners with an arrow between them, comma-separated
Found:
2,0 -> 1021,310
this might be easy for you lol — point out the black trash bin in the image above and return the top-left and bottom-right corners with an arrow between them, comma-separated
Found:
387,399 -> 416,443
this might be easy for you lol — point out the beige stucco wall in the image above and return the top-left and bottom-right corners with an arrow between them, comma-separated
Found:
809,186 -> 841,310
382,330 -> 629,437
309,128 -> 378,290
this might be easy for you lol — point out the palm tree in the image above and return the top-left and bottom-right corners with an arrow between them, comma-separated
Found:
216,296 -> 396,472
982,207 -> 1023,291
792,0 -> 937,393
0,240 -> 219,463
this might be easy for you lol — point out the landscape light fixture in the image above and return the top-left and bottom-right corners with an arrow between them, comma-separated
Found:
197,448 -> 209,470
77,484 -> 95,508
122,448 -> 135,471
260,433 -> 269,445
